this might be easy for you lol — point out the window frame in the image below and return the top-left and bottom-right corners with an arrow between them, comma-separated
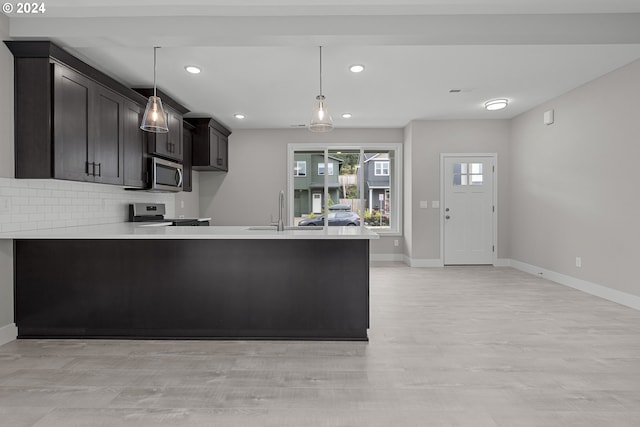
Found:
287,142 -> 402,236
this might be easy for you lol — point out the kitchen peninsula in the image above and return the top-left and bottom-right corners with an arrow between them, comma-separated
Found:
2,225 -> 378,341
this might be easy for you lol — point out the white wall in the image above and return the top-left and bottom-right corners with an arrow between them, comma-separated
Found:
404,119 -> 511,264
403,122 -> 414,259
509,58 -> 640,298
198,127 -> 405,255
175,170 -> 200,219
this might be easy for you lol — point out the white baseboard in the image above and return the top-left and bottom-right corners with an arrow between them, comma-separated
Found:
0,323 -> 17,346
509,259 -> 640,312
370,253 -> 405,262
494,258 -> 511,267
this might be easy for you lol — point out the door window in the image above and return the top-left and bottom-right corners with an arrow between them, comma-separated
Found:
453,162 -> 484,186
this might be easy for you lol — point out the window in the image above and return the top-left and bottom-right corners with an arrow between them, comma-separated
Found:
318,163 -> 334,175
294,161 -> 306,177
374,161 -> 389,176
453,162 -> 483,186
288,143 -> 402,235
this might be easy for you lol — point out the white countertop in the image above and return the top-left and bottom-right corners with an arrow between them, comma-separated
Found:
0,223 -> 379,240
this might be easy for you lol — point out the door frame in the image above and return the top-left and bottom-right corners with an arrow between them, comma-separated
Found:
440,153 -> 498,266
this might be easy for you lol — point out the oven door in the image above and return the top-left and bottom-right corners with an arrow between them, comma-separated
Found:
151,157 -> 183,192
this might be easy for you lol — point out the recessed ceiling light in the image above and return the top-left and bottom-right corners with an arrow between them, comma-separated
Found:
234,113 -> 245,119
349,64 -> 365,73
184,66 -> 201,74
484,98 -> 509,111
341,113 -> 352,119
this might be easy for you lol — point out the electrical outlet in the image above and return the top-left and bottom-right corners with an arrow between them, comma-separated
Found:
180,200 -> 185,209
575,257 -> 582,268
394,239 -> 399,247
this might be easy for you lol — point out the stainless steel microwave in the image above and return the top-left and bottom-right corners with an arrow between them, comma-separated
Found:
150,157 -> 183,192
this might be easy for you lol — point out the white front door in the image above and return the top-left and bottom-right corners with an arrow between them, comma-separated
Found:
442,155 -> 495,265
312,193 -> 322,214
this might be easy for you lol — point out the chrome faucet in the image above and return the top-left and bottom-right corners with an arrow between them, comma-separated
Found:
272,190 -> 285,231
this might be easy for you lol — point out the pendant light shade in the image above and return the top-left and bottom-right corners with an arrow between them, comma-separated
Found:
140,47 -> 169,133
309,46 -> 333,132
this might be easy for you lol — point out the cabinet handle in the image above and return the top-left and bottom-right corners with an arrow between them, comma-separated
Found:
217,158 -> 223,166
88,161 -> 97,176
96,163 -> 101,177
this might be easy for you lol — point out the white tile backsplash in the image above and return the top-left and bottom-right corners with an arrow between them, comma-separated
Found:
0,177 -> 175,232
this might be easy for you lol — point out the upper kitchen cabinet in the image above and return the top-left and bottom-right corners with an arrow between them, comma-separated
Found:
5,41 -> 150,185
182,121 -> 195,192
123,100 -> 147,188
133,89 -> 188,163
186,118 -> 232,172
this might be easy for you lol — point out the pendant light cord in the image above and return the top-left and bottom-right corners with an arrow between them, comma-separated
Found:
319,46 -> 323,97
153,46 -> 159,97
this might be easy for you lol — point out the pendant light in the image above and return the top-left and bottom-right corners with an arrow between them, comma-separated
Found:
309,46 -> 333,132
140,46 -> 169,133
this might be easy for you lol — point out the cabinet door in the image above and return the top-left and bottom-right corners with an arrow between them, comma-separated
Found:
182,125 -> 193,192
146,106 -> 183,162
216,134 -> 228,171
123,101 -> 147,187
208,127 -> 228,171
53,64 -> 93,182
167,109 -> 183,162
93,85 -> 124,185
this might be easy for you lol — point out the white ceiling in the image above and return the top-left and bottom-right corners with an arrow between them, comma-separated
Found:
5,1 -> 640,130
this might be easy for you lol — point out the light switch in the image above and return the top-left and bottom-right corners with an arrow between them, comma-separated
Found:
419,200 -> 429,209
432,201 -> 440,209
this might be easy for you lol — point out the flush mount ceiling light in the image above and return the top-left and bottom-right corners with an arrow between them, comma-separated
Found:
349,64 -> 365,73
309,46 -> 333,132
341,113 -> 352,119
234,113 -> 245,119
185,65 -> 201,74
484,98 -> 509,111
140,47 -> 169,133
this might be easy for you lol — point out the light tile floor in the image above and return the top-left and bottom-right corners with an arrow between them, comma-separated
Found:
1,264 -> 640,426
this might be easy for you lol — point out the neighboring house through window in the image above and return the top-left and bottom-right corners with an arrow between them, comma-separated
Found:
288,144 -> 402,234
374,160 -> 389,176
294,161 -> 306,177
318,163 -> 334,175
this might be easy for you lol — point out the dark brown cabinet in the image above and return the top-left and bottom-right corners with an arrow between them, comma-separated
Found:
93,83 -> 125,185
6,41 -> 152,186
144,105 -> 183,162
187,118 -> 232,172
52,63 -> 124,184
134,89 -> 188,164
182,121 -> 195,192
123,100 -> 147,188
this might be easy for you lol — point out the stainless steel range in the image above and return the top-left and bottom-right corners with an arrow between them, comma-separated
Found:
129,203 -> 210,226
